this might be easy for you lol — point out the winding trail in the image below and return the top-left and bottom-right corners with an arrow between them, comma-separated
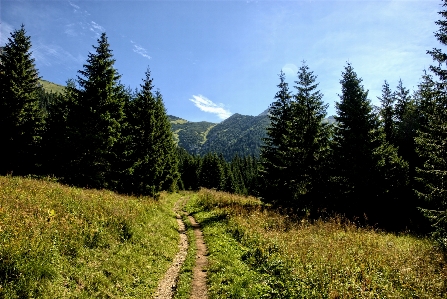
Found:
154,198 -> 188,299
153,197 -> 209,299
188,215 -> 208,299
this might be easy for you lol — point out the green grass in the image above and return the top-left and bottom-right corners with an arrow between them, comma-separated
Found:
0,176 -> 181,298
39,79 -> 65,94
186,188 -> 447,299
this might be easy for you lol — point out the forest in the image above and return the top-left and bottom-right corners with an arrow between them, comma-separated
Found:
1,0 -> 447,252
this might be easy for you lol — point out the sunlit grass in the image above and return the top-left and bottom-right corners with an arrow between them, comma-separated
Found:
0,176 -> 180,298
187,188 -> 447,298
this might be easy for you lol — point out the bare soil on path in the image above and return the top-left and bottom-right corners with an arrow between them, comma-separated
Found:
154,198 -> 188,299
153,197 -> 208,299
188,215 -> 208,299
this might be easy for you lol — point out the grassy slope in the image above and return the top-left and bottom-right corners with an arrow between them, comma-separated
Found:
186,189 -> 447,298
0,176 -> 180,298
39,79 -> 65,94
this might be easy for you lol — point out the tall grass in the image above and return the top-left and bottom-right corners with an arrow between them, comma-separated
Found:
188,188 -> 447,298
0,176 -> 180,298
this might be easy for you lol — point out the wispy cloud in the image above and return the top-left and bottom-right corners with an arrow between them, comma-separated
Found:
131,41 -> 151,60
33,43 -> 84,67
190,95 -> 232,120
69,1 -> 80,11
0,21 -> 14,45
90,21 -> 104,36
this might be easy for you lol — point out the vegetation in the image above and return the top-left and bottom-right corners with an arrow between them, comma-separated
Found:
0,176 -> 180,298
186,189 -> 447,298
0,25 -> 44,176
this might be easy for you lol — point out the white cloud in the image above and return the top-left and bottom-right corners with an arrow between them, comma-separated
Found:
33,43 -> 84,67
1,22 -> 14,45
190,95 -> 232,120
69,1 -> 80,11
282,63 -> 298,78
90,21 -> 105,36
131,41 -> 151,60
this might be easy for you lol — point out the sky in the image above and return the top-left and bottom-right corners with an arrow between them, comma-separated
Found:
0,0 -> 441,122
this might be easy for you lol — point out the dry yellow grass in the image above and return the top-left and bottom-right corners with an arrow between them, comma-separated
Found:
0,176 -> 180,298
190,189 -> 447,298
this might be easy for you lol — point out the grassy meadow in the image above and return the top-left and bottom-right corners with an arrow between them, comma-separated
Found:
186,189 -> 447,298
0,176 -> 181,298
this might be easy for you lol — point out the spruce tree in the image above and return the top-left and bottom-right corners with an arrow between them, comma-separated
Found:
415,0 -> 447,246
198,152 -> 224,190
287,62 -> 331,209
331,63 -> 381,215
378,80 -> 396,144
67,32 -> 125,189
126,69 -> 179,196
0,24 -> 44,175
260,70 -> 293,204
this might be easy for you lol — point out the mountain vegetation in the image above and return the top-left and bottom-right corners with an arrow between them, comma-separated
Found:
2,0 -> 447,262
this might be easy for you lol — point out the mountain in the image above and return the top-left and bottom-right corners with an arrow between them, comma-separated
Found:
168,113 -> 269,160
170,111 -> 336,160
168,115 -> 216,154
39,80 -> 65,94
199,113 -> 270,160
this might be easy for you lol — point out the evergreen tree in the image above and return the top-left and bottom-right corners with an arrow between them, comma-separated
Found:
0,24 -> 44,175
260,70 -> 293,204
67,33 -> 126,189
198,152 -> 224,190
126,69 -> 179,196
378,80 -> 396,144
415,0 -> 447,246
287,62 -> 331,209
331,63 -> 381,216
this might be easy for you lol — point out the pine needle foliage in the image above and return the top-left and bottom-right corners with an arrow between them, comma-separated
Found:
0,24 -> 44,175
416,0 -> 447,248
67,33 -> 126,189
126,68 -> 179,196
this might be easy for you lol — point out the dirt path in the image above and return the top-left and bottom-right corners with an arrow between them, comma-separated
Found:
188,215 -> 208,299
154,198 -> 189,299
153,197 -> 209,299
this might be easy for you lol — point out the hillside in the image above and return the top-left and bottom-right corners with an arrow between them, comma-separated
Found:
0,176 -> 181,298
199,113 -> 270,160
169,112 -> 335,160
39,79 -> 65,94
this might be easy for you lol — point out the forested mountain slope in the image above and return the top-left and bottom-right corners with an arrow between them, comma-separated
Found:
169,112 -> 336,160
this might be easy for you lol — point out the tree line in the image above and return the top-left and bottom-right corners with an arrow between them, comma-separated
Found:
259,0 -> 447,246
0,25 -> 260,199
0,27 -> 178,197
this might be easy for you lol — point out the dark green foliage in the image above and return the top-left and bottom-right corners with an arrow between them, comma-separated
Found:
177,147 -> 200,190
415,0 -> 447,247
331,63 -> 383,215
200,113 -> 270,160
0,24 -> 44,175
198,152 -> 225,190
286,62 -> 331,209
125,69 -> 179,196
378,80 -> 396,144
261,64 -> 331,210
260,70 -> 293,205
65,33 -> 126,189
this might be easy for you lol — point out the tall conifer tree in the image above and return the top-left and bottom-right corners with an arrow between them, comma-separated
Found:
331,63 -> 381,215
127,69 -> 179,196
287,62 -> 331,209
415,0 -> 447,246
0,25 -> 44,175
260,70 -> 293,204
67,33 -> 125,189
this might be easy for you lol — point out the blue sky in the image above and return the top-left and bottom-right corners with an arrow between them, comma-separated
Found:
0,0 -> 440,122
